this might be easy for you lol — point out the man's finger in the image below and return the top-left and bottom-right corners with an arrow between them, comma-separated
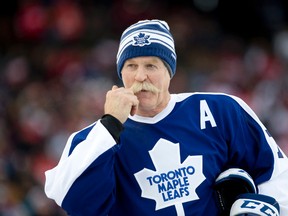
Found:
112,85 -> 118,90
130,103 -> 138,116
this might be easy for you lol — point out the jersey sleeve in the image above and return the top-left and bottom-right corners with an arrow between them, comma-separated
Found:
226,95 -> 288,215
44,120 -> 119,215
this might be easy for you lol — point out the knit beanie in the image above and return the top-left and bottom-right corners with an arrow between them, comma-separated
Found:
116,19 -> 177,79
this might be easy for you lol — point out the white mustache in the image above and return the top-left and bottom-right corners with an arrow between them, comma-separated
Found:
130,82 -> 160,94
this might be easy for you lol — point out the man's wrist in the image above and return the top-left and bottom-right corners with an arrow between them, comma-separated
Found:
100,114 -> 124,143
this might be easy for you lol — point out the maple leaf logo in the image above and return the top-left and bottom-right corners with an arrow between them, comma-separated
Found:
134,138 -> 205,215
132,32 -> 151,47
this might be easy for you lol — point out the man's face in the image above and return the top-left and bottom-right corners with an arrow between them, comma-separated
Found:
121,56 -> 171,117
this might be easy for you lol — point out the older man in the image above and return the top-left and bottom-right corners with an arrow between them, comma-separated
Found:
45,19 -> 288,216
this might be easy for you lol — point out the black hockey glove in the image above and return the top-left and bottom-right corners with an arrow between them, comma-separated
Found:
214,168 -> 280,216
214,168 -> 257,216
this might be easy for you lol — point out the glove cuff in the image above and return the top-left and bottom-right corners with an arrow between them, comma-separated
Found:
215,168 -> 257,194
230,193 -> 280,216
214,168 -> 257,215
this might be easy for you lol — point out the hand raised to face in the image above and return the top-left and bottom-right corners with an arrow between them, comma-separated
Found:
104,85 -> 139,123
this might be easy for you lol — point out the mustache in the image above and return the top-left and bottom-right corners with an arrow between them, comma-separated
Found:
130,82 -> 160,94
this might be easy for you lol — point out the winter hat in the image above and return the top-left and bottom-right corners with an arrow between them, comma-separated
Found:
116,19 -> 177,79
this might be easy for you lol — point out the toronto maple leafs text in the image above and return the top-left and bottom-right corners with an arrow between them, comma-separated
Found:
146,166 -> 195,201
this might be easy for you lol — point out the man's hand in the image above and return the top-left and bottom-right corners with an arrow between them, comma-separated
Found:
104,85 -> 139,123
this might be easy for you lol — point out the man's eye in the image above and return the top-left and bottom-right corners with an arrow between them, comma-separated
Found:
146,64 -> 157,69
126,64 -> 137,68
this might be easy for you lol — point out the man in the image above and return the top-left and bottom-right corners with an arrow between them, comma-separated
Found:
45,19 -> 288,215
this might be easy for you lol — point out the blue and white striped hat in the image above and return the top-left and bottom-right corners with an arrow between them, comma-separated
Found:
116,19 -> 177,79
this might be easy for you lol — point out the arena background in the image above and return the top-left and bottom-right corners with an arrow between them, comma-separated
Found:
0,0 -> 288,215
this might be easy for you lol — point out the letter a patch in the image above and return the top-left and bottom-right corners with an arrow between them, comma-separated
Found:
200,100 -> 217,129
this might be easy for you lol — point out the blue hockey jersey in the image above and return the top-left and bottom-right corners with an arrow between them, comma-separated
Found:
45,93 -> 288,215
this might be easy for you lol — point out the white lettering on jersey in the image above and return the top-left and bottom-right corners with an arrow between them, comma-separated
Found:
200,100 -> 217,129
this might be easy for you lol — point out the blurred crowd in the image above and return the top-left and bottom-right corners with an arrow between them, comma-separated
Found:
0,0 -> 288,215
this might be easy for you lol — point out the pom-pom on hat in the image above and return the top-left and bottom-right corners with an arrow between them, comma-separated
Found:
116,19 -> 177,79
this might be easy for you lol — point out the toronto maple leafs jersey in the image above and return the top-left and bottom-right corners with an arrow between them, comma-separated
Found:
45,93 -> 288,216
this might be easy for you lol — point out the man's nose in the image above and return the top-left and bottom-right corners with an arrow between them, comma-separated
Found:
134,67 -> 148,81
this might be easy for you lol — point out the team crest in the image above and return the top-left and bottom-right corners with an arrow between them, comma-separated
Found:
134,138 -> 205,214
133,33 -> 151,47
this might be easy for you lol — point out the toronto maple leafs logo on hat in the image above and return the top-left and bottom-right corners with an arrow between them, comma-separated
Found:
132,33 -> 151,47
